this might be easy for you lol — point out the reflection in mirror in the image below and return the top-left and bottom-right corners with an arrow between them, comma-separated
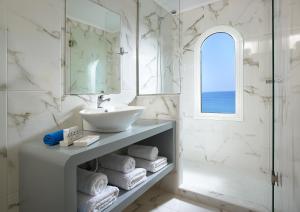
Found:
138,0 -> 181,95
65,0 -> 121,95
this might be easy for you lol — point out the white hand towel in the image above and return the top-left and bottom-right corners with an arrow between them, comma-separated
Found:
98,153 -> 135,173
98,168 -> 147,190
134,156 -> 168,173
127,145 -> 159,161
77,168 -> 108,196
77,186 -> 119,212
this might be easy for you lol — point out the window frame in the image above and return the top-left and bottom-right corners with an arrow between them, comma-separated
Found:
194,25 -> 243,121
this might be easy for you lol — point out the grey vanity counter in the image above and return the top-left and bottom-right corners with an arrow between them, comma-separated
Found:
20,119 -> 176,212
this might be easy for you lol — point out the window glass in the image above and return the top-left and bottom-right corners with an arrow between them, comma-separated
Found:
201,32 -> 236,114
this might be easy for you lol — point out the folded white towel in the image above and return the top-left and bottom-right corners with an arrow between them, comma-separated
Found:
77,168 -> 108,196
134,156 -> 168,173
98,168 -> 147,190
127,145 -> 159,161
77,186 -> 119,212
98,153 -> 135,173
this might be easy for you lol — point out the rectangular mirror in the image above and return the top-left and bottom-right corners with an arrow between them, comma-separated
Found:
138,0 -> 181,95
65,0 -> 121,95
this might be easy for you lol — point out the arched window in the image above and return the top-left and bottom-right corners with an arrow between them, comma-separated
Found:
194,26 -> 243,120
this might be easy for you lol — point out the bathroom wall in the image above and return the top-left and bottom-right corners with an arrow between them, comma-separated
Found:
0,0 -> 137,211
274,0 -> 300,211
181,0 -> 272,176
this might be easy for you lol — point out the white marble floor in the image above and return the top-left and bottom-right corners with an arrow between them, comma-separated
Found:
124,187 -> 221,212
180,160 -> 272,212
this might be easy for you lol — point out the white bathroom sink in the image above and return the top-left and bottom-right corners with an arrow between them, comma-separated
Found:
79,106 -> 145,132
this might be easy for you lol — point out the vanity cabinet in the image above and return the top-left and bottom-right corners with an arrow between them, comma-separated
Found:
19,119 -> 176,212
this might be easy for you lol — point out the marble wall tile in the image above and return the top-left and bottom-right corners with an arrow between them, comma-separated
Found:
6,0 -> 63,97
178,0 -> 273,210
181,0 -> 272,174
132,95 -> 179,120
6,92 -> 62,195
182,0 -> 272,54
1,1 -> 137,211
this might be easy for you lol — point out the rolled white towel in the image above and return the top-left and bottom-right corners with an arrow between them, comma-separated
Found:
77,168 -> 108,196
127,145 -> 158,161
134,156 -> 168,173
98,168 -> 147,190
77,186 -> 119,212
98,153 -> 135,173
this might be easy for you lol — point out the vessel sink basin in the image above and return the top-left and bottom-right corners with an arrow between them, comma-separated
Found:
80,106 -> 145,132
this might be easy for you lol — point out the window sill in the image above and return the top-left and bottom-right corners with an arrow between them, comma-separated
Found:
193,113 -> 243,121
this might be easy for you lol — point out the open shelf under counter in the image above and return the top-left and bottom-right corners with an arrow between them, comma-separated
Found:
20,119 -> 176,212
107,163 -> 175,212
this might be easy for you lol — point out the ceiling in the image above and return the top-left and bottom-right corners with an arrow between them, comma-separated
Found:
155,0 -> 222,13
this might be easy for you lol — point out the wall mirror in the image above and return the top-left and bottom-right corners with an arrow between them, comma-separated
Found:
138,0 -> 181,95
65,0 -> 121,95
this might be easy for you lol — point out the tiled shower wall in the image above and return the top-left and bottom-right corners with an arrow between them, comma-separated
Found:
0,0 -> 137,211
181,0 -> 272,177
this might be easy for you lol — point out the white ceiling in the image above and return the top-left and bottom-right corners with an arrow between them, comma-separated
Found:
155,0 -> 222,13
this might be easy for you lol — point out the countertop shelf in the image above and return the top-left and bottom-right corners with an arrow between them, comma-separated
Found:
20,119 -> 176,212
21,119 -> 174,166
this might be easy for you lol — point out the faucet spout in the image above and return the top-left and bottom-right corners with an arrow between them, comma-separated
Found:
97,95 -> 110,108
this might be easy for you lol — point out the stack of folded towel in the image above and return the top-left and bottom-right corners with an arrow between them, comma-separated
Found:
127,145 -> 168,173
77,168 -> 119,212
97,153 -> 147,190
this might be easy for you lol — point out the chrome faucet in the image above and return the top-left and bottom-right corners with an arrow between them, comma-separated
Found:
97,95 -> 110,108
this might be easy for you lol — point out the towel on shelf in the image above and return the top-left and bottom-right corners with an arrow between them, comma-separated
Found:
77,168 -> 108,196
98,153 -> 135,173
127,145 -> 159,161
77,186 -> 119,212
134,156 -> 168,173
43,130 -> 64,146
97,168 -> 147,190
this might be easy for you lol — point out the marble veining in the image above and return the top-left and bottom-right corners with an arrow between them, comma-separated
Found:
207,0 -> 229,19
179,0 -> 273,211
1,0 -> 137,211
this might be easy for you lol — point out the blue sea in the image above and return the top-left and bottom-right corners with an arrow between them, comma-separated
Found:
201,91 -> 235,114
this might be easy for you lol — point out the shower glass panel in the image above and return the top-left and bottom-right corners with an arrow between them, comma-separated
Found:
273,0 -> 300,211
138,0 -> 181,95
